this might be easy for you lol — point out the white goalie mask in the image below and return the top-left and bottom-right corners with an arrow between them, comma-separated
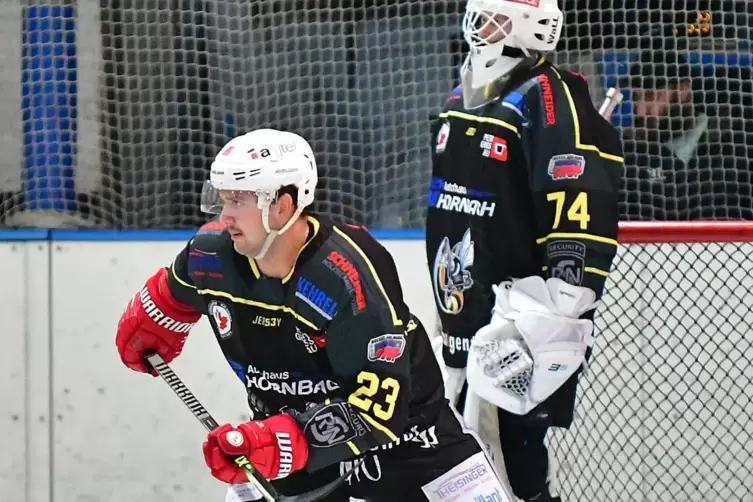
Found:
461,0 -> 563,107
200,128 -> 318,259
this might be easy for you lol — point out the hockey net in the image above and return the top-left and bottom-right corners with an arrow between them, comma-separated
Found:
0,1 -> 751,228
550,221 -> 753,501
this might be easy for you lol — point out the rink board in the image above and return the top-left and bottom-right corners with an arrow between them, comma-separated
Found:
0,233 -> 752,502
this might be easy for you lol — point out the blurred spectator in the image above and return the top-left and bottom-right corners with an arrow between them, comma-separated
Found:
621,50 -> 753,220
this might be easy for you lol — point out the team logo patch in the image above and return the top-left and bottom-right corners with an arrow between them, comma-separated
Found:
208,300 -> 233,339
548,154 -> 585,180
432,228 -> 474,315
436,121 -> 450,153
367,334 -> 406,363
304,402 -> 369,448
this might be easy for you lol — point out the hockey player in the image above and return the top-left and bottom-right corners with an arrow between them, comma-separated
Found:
426,1 -> 623,501
115,128 -> 514,501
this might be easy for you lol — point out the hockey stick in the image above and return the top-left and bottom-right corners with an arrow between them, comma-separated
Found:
144,352 -> 354,502
597,87 -> 625,122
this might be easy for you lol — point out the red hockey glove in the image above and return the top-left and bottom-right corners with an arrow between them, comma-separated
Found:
203,414 -> 309,483
116,267 -> 201,374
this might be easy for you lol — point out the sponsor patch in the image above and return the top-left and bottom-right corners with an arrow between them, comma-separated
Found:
428,177 -> 496,218
252,315 -> 282,327
367,334 -> 406,363
480,134 -> 508,162
341,455 -> 383,485
295,326 -> 320,354
295,276 -> 338,320
436,121 -> 450,153
443,332 -> 471,355
187,249 -> 224,279
548,154 -> 585,180
537,74 -> 556,126
421,451 -> 509,502
244,364 -> 340,396
547,240 -> 586,286
324,251 -> 366,312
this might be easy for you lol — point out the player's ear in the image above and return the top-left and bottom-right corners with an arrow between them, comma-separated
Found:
272,192 -> 295,225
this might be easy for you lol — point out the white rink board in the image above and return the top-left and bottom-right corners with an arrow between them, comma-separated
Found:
46,239 -> 436,502
1,238 -> 752,502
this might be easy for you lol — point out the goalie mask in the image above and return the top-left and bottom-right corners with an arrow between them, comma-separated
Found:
460,0 -> 563,109
200,128 -> 318,259
466,276 -> 599,416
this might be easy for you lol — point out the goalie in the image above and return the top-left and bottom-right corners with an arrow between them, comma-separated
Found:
425,1 -> 623,501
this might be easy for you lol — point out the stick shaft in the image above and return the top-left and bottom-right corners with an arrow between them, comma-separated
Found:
598,87 -> 624,120
145,353 -> 280,502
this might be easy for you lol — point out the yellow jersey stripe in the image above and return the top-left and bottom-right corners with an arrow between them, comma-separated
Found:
346,441 -> 361,456
170,261 -> 196,289
333,227 -> 403,327
535,232 -> 618,247
282,216 -> 321,284
358,412 -> 399,442
196,288 -> 320,331
542,265 -> 610,277
439,110 -> 520,138
550,68 -> 624,164
247,257 -> 261,279
585,266 -> 611,277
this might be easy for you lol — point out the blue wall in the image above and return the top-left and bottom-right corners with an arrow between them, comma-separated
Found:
0,229 -> 426,241
22,5 -> 77,212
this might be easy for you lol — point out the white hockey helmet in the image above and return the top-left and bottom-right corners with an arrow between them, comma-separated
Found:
461,0 -> 563,91
200,128 -> 318,259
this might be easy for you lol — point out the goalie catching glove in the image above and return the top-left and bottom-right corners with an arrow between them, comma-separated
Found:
466,276 -> 600,416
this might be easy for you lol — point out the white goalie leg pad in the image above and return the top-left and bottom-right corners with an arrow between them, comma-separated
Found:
467,276 -> 600,415
463,389 -> 507,485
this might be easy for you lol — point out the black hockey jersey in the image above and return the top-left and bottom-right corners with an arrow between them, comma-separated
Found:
166,215 -> 444,472
426,60 -> 623,369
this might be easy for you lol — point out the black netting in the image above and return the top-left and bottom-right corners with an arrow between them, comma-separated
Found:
1,1 -> 751,227
550,241 -> 753,500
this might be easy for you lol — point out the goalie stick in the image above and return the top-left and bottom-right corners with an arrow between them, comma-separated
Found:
144,352 -> 358,502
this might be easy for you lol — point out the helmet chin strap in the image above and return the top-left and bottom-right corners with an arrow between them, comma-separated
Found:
254,200 -> 304,260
